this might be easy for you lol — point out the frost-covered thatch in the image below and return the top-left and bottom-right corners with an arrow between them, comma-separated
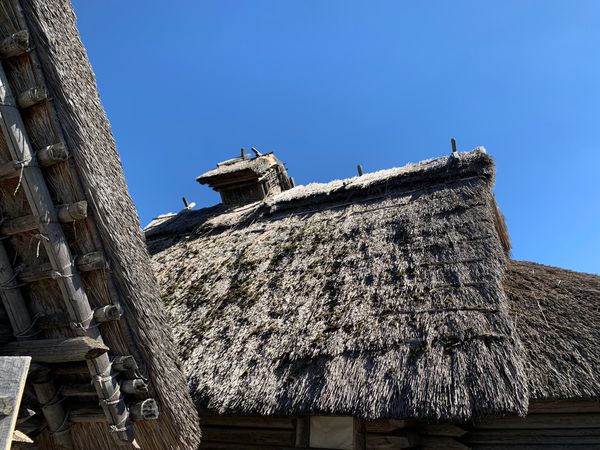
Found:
505,260 -> 600,401
147,149 -> 530,421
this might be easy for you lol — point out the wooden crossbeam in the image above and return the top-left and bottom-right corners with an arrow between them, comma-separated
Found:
0,201 -> 87,236
0,31 -> 29,59
0,143 -> 69,182
16,87 -> 47,109
1,337 -> 109,362
18,251 -> 107,283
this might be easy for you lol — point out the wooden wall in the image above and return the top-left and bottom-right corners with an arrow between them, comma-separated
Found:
198,400 -> 600,449
461,400 -> 600,449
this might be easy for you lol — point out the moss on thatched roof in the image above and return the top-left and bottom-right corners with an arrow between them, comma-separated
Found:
505,260 -> 600,401
147,149 -> 531,421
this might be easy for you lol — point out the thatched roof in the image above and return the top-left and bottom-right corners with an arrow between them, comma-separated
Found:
0,0 -> 200,448
147,149 -> 531,422
505,260 -> 600,401
197,153 -> 281,185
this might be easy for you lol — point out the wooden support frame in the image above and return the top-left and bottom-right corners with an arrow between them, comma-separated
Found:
0,243 -> 72,448
17,251 -> 108,283
0,200 -> 87,236
0,30 -> 29,59
0,49 -> 134,445
1,337 -> 109,363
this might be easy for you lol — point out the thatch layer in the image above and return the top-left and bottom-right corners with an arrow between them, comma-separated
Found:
505,260 -> 600,401
17,0 -> 201,447
148,150 -> 529,421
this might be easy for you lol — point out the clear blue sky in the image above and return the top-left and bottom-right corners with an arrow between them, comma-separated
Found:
71,0 -> 599,274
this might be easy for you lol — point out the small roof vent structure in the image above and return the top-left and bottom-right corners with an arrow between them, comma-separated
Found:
197,148 -> 293,206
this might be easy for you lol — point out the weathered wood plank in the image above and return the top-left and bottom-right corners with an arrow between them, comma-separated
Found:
18,251 -> 107,283
353,418 -> 366,450
421,436 -> 470,449
200,415 -> 295,430
16,87 -> 47,109
418,422 -> 467,437
365,432 -> 420,449
464,428 -> 600,444
0,357 -> 30,450
365,419 -> 414,433
294,416 -> 309,447
0,31 -> 29,59
474,413 -> 600,429
202,426 -> 295,446
467,446 -> 598,450
528,400 -> 600,414
1,337 -> 108,362
0,143 -> 69,182
0,201 -> 87,236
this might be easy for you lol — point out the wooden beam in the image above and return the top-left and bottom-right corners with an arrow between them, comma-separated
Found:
1,337 -> 109,362
16,87 -> 47,109
62,379 -> 148,398
353,418 -> 366,450
18,251 -> 108,283
121,379 -> 148,395
0,243 -> 72,448
0,201 -> 87,236
0,31 -> 29,59
112,355 -> 138,372
36,143 -> 69,167
37,304 -> 121,330
201,415 -> 294,430
0,357 -> 30,450
0,144 -> 69,183
61,383 -> 96,397
129,399 -> 159,421
70,400 -> 159,423
0,35 -> 132,445
295,416 -> 309,448
417,423 -> 467,438
93,304 -> 121,323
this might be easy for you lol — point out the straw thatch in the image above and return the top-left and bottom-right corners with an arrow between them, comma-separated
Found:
147,149 -> 530,422
0,0 -> 200,448
505,260 -> 600,401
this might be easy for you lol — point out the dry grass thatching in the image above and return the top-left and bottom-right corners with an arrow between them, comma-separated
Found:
147,149 -> 529,422
0,0 -> 200,448
505,260 -> 600,401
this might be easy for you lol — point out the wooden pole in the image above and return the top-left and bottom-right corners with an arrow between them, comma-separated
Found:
17,251 -> 108,283
0,245 -> 72,448
1,337 -> 109,363
0,201 -> 87,236
0,55 -> 133,444
0,31 -> 29,59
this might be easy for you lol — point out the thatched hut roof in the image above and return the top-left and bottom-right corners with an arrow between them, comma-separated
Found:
504,260 -> 600,401
0,0 -> 200,448
147,149 -> 531,422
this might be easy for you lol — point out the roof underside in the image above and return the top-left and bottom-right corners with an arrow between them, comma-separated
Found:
148,150 -> 530,421
0,0 -> 200,447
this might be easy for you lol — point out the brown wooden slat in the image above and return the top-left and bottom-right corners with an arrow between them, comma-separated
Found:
365,432 -> 420,449
464,428 -> 600,445
418,422 -> 467,437
365,419 -> 414,433
528,400 -> 600,414
200,415 -> 295,430
474,413 -> 600,430
202,426 -> 295,446
421,436 -> 470,449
